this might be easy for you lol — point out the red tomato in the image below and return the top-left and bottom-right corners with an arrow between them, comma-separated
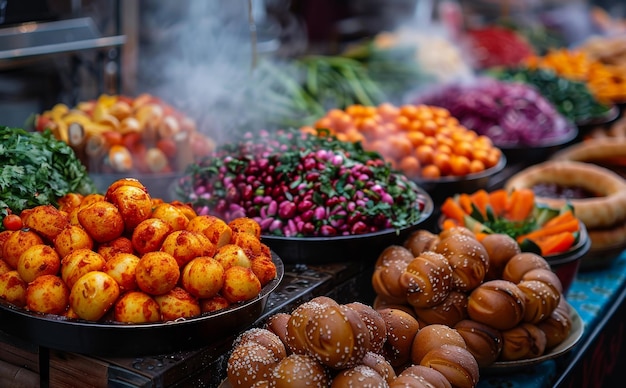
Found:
2,214 -> 23,231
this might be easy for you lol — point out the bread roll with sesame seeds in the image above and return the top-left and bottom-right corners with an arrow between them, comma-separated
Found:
401,251 -> 453,309
501,252 -> 550,284
265,313 -> 291,350
330,365 -> 389,387
227,341 -> 281,388
410,324 -> 467,365
467,280 -> 526,331
376,245 -> 416,267
434,233 -> 489,292
420,344 -> 480,388
413,290 -> 469,327
393,365 -> 452,388
285,299 -> 330,355
403,229 -> 440,257
537,305 -> 572,350
234,328 -> 287,361
372,258 -> 411,304
481,233 -> 521,281
517,280 -> 561,324
521,268 -> 563,294
378,307 -> 421,368
454,319 -> 503,367
500,323 -> 547,361
360,351 -> 396,384
345,302 -> 388,354
303,303 -> 371,369
269,354 -> 330,388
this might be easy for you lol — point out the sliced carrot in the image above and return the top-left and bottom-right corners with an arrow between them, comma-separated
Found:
506,188 -> 535,222
488,189 -> 509,217
470,189 -> 490,217
542,209 -> 576,228
442,218 -> 459,230
441,197 -> 467,224
533,231 -> 577,256
516,218 -> 580,244
458,193 -> 473,215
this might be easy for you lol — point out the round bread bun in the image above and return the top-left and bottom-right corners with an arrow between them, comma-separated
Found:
265,313 -> 291,349
378,307 -> 421,368
234,328 -> 287,361
521,268 -> 563,294
345,302 -> 388,354
434,233 -> 489,292
372,296 -> 417,317
502,252 -> 551,284
500,323 -> 547,361
467,280 -> 526,331
481,233 -> 522,281
285,300 -> 326,355
420,344 -> 480,388
360,351 -> 397,384
410,324 -> 467,365
401,251 -> 453,309
455,319 -> 503,367
393,365 -> 452,388
517,280 -> 561,324
376,245 -> 415,267
505,160 -> 626,229
227,341 -> 281,388
330,365 -> 387,387
403,229 -> 440,257
269,354 -> 329,388
372,258 -> 411,304
537,305 -> 573,349
413,290 -> 468,327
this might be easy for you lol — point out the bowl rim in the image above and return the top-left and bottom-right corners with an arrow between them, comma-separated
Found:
496,121 -> 578,150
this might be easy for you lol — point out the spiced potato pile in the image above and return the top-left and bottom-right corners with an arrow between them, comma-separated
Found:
0,178 -> 276,324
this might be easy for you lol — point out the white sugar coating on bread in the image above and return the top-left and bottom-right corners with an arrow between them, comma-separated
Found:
227,341 -> 279,387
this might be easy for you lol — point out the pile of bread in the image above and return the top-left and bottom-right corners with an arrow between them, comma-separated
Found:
371,227 -> 572,367
225,226 -> 572,388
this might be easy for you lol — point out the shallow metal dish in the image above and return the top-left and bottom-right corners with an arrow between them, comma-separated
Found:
261,189 -> 434,264
0,254 -> 284,357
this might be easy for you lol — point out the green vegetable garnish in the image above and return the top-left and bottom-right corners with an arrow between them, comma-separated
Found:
0,126 -> 96,220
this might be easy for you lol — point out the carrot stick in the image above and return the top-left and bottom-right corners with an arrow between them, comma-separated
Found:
542,209 -> 576,228
470,189 -> 490,217
516,218 -> 580,244
458,193 -> 473,214
488,189 -> 509,217
442,218 -> 459,230
506,188 -> 535,221
441,197 -> 467,224
533,231 -> 577,256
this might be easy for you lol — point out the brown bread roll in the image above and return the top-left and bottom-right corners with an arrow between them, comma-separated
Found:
345,302 -> 388,354
502,252 -> 550,284
285,299 -> 327,355
372,258 -> 411,304
454,319 -> 503,367
330,365 -> 388,387
434,233 -> 489,292
500,323 -> 547,361
517,280 -> 561,324
378,307 -> 421,368
393,365 -> 452,388
467,280 -> 526,331
410,323 -> 467,365
521,268 -> 564,294
401,251 -> 454,309
420,344 -> 480,388
234,328 -> 286,361
404,229 -> 440,257
360,351 -> 396,384
413,290 -> 468,327
269,354 -> 330,388
481,233 -> 521,281
227,341 -> 281,388
376,245 -> 416,267
265,313 -> 291,350
537,306 -> 572,349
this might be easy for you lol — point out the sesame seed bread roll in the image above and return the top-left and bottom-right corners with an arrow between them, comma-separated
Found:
454,319 -> 503,367
227,341 -> 281,388
420,344 -> 480,388
517,280 -> 561,324
481,233 -> 521,281
234,328 -> 286,361
360,351 -> 397,384
537,305 -> 572,350
269,354 -> 330,388
285,299 -> 329,355
401,251 -> 454,309
500,323 -> 547,361
372,258 -> 411,304
521,268 -> 563,294
345,302 -> 388,354
394,365 -> 452,388
467,280 -> 526,331
378,308 -> 421,368
502,252 -> 551,284
434,233 -> 489,292
403,229 -> 440,257
265,313 -> 291,350
330,365 -> 388,387
376,245 -> 416,267
413,290 -> 469,327
410,324 -> 467,365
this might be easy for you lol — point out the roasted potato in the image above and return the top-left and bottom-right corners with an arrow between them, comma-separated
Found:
221,266 -> 262,304
2,229 -> 44,269
104,252 -> 140,292
200,295 -> 230,313
17,244 -> 61,283
135,251 -> 180,295
250,255 -> 277,287
131,218 -> 173,255
0,270 -> 27,307
78,201 -> 125,243
186,215 -> 233,248
97,237 -> 134,262
61,248 -> 106,289
107,185 -> 153,232
228,217 -> 261,239
160,230 -> 215,267
53,224 -> 94,259
114,291 -> 160,323
181,256 -> 225,299
154,286 -> 201,321
26,274 -> 70,314
69,271 -> 120,321
213,244 -> 251,270
152,203 -> 190,231
21,205 -> 70,241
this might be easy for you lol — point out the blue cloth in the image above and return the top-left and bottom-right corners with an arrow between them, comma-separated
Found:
477,250 -> 626,387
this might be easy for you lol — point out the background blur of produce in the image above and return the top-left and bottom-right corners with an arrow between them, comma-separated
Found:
1,0 -> 625,199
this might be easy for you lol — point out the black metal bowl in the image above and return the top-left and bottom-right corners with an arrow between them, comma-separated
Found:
261,190 -> 434,264
0,254 -> 284,357
496,124 -> 579,166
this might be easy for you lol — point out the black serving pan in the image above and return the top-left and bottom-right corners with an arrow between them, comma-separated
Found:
261,188 -> 434,264
0,254 -> 284,357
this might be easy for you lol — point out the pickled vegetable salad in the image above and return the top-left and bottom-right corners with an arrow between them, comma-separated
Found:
177,129 -> 429,237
